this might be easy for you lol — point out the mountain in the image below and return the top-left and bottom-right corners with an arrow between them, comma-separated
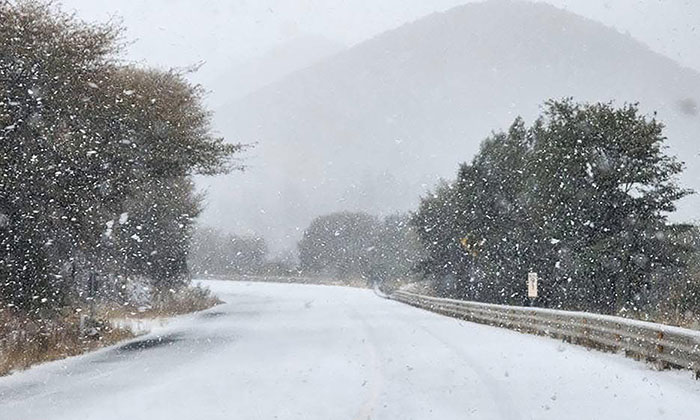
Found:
200,0 -> 700,252
204,34 -> 344,108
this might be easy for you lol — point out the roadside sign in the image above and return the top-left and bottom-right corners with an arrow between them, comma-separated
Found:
460,237 -> 469,248
459,236 -> 481,257
527,272 -> 538,298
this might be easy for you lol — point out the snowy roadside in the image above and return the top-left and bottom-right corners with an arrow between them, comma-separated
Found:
0,283 -> 220,377
108,317 -> 171,336
201,275 -> 373,289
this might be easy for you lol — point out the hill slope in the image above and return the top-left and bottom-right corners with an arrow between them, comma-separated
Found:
202,0 -> 700,250
204,34 -> 344,108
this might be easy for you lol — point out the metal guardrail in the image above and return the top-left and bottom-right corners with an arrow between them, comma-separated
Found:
391,290 -> 700,378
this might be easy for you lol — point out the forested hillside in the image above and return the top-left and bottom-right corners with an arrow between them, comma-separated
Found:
204,0 -> 700,251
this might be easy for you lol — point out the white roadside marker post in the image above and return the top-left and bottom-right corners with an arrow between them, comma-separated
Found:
527,272 -> 538,307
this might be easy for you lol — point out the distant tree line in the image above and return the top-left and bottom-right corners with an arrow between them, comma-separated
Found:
188,227 -> 270,276
190,212 -> 424,286
297,212 -> 424,285
412,99 -> 697,315
0,1 -> 239,315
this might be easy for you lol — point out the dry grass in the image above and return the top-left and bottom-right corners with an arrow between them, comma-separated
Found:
0,285 -> 221,377
148,284 -> 222,316
100,284 -> 222,320
0,310 -> 134,377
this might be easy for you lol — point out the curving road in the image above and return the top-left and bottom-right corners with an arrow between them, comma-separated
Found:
1,280 -> 699,420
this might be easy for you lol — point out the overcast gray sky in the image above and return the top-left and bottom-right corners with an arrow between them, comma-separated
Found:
58,0 -> 700,87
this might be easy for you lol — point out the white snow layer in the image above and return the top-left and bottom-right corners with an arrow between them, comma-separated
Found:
0,280 -> 699,420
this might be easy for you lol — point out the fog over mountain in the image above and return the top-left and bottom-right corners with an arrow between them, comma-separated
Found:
199,0 -> 700,254
204,35 -> 344,108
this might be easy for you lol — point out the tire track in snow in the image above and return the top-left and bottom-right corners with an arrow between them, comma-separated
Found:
417,323 -> 521,420
348,305 -> 385,420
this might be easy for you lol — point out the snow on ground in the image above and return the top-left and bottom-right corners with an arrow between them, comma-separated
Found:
109,317 -> 171,335
1,280 -> 699,420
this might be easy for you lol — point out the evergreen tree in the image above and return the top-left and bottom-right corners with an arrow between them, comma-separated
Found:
0,1 -> 240,312
298,211 -> 423,284
414,99 -> 693,313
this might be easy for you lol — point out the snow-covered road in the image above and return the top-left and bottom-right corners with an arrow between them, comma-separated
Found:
1,280 -> 699,420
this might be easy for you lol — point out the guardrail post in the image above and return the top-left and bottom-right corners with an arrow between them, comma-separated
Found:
656,331 -> 664,354
653,331 -> 670,371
